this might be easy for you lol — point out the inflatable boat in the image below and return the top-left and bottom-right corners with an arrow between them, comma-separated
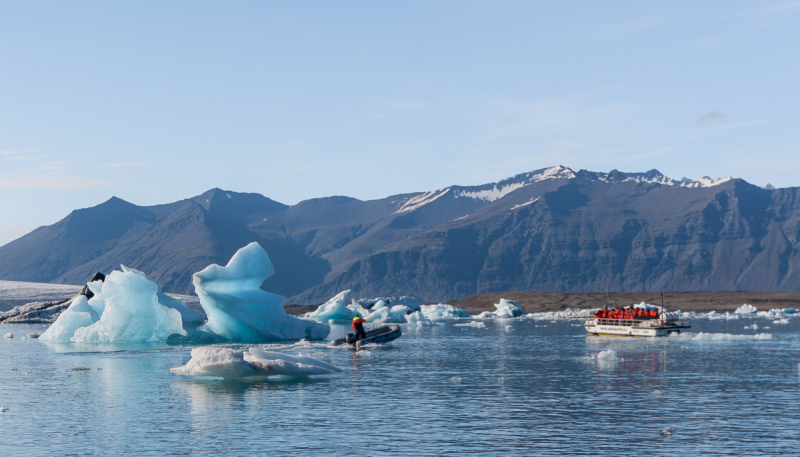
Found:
332,324 -> 402,347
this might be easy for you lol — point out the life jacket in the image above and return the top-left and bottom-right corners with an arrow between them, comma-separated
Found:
352,316 -> 366,331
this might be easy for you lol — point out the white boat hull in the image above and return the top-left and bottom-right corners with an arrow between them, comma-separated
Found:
584,318 -> 690,337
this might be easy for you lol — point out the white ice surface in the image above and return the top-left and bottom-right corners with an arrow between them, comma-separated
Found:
194,242 -> 329,342
420,304 -> 471,321
454,321 -> 486,328
669,332 -> 772,341
39,296 -> 100,343
406,311 -> 435,327
735,304 -> 758,314
69,267 -> 186,343
170,347 -> 341,378
304,290 -> 355,323
476,299 -> 524,319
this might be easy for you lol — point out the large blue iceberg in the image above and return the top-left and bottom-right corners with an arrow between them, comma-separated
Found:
70,266 -> 187,343
193,242 -> 329,342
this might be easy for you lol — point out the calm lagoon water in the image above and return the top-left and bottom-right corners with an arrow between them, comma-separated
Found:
1,318 -> 799,456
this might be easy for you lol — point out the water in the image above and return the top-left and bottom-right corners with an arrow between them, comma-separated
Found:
1,318 -> 800,456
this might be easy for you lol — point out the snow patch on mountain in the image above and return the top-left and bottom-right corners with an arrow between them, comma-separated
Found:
511,197 -> 540,210
395,188 -> 451,213
679,176 -> 732,188
457,181 -> 526,202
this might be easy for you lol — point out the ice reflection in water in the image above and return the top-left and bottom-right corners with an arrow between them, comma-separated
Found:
2,318 -> 800,456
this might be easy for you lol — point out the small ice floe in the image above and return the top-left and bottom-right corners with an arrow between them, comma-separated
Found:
528,308 -> 597,320
420,304 -> 471,321
669,332 -> 772,341
505,325 -> 513,332
660,427 -> 675,437
405,311 -> 435,327
3,333 -> 13,339
27,332 -> 42,339
744,323 -> 759,330
653,389 -> 664,395
475,299 -> 525,319
449,376 -> 462,383
597,349 -> 622,361
735,304 -> 758,315
72,367 -> 90,371
773,319 -> 789,325
171,347 -> 342,379
454,321 -> 486,329
582,349 -> 623,363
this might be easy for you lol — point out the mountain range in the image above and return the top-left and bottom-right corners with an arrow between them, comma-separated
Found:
1,165 -> 797,304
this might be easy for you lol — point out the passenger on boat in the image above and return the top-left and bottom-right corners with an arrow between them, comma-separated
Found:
352,315 -> 367,341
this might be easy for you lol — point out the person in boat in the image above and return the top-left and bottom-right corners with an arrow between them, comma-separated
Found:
352,314 -> 367,341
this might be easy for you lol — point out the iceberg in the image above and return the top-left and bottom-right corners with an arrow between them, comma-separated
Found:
304,290 -> 355,323
170,347 -> 341,378
193,242 -> 329,342
365,305 -> 409,324
735,304 -> 758,314
454,321 -> 486,328
528,308 -> 597,320
420,304 -> 471,321
39,296 -> 100,343
405,311 -> 435,327
476,299 -> 524,319
84,268 -> 204,324
351,296 -> 421,312
70,267 -> 186,343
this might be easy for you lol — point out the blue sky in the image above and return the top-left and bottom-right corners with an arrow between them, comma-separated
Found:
1,1 -> 799,245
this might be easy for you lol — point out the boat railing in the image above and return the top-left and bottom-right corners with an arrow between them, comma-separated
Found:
590,317 -> 689,327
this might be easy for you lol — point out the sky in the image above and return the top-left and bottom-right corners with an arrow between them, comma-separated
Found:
1,1 -> 799,245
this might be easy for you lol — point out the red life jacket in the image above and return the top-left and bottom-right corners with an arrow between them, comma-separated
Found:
352,317 -> 366,331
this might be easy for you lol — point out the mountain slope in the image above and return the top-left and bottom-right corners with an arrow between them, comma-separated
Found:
1,166 -> 797,303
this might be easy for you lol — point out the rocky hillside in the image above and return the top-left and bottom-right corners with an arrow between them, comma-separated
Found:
1,166 -> 797,303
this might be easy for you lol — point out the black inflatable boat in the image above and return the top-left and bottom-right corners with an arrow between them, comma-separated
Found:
332,324 -> 402,347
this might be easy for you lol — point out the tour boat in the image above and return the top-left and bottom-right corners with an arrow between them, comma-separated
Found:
584,312 -> 690,337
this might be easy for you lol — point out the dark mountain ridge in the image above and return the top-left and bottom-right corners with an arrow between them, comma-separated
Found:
1,166 -> 796,304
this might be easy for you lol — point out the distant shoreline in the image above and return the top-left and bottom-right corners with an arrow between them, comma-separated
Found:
287,291 -> 800,316
3,279 -> 798,316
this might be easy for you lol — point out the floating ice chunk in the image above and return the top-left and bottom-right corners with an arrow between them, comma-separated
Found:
27,332 -> 42,339
387,297 -> 421,312
69,267 -> 186,343
449,376 -> 462,383
774,319 -> 789,324
39,296 -> 100,343
653,389 -> 664,395
670,332 -> 772,341
194,242 -> 329,342
170,347 -> 341,378
597,349 -> 622,361
505,325 -> 513,331
421,304 -> 471,321
3,333 -> 12,339
735,304 -> 758,314
304,290 -> 355,323
405,311 -> 435,327
660,427 -> 675,437
528,308 -> 598,320
476,299 -> 525,319
248,348 -> 341,373
454,321 -> 486,328
744,323 -> 759,330
366,305 -> 409,324
152,284 -> 205,324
